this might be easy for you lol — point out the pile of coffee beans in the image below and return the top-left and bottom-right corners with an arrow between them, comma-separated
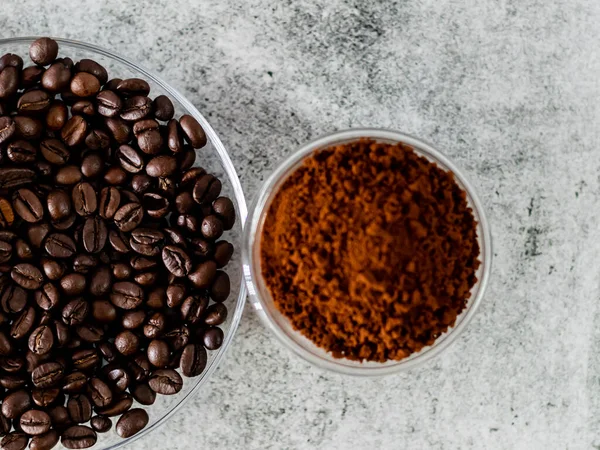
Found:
0,38 -> 236,449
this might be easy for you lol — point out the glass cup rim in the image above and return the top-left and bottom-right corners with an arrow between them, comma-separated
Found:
243,127 -> 493,376
0,36 -> 249,447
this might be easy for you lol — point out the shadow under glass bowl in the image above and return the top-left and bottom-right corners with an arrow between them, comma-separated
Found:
243,128 -> 492,376
0,37 -> 247,449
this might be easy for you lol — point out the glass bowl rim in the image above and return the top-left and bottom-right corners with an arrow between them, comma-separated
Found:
0,36 -> 248,447
243,127 -> 492,376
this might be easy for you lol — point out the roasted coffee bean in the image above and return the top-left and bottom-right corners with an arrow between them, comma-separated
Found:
134,120 -> 162,155
12,189 -> 43,223
130,383 -> 155,406
148,369 -> 182,395
61,425 -> 97,449
61,116 -> 88,147
29,430 -> 58,450
141,287 -> 162,309
71,73 -> 100,97
41,61 -> 71,93
193,174 -> 221,205
98,187 -> 120,220
130,228 -> 163,256
80,152 -> 103,178
41,258 -> 65,280
7,140 -> 37,164
33,283 -> 58,311
55,165 -> 83,185
0,116 -> 16,145
48,405 -> 71,430
130,174 -> 152,194
71,100 -> 95,116
45,101 -> 68,131
0,168 -> 35,189
212,196 -> 236,230
181,294 -> 209,325
188,260 -> 217,289
95,343 -> 116,366
17,90 -> 51,114
91,299 -> 117,323
75,323 -> 104,343
40,138 -> 69,165
90,416 -> 111,434
190,238 -> 213,259
62,299 -> 89,326
28,325 -> 54,355
116,144 -> 143,173
153,95 -> 174,121
130,255 -> 157,271
104,166 -> 127,185
0,374 -> 26,390
157,176 -> 176,197
116,78 -> 150,97
176,214 -> 199,233
20,410 -> 51,436
0,414 -> 9,437
1,282 -> 27,314
203,326 -> 224,350
87,378 -> 113,409
75,59 -> 108,85
0,53 -> 23,71
70,349 -> 98,373
140,193 -> 168,219
45,233 -> 76,258
30,38 -> 58,66
201,215 -> 224,240
115,330 -> 140,356
2,390 -> 32,419
11,263 -> 43,290
60,273 -> 87,296
180,343 -> 207,377
180,167 -> 206,188
113,203 -> 143,232
104,117 -> 131,144
72,182 -> 97,216
46,190 -> 71,221
67,394 -> 93,423
62,372 -> 88,394
166,284 -> 186,308
0,432 -> 28,450
108,230 -> 131,253
147,340 -> 169,368
122,310 -> 146,330
0,198 -> 15,228
0,67 -> 20,99
72,254 -> 98,274
13,116 -> 43,140
111,262 -> 132,280
143,311 -> 166,339
103,365 -> 130,393
146,155 -> 177,178
31,388 -> 60,408
0,330 -> 12,355
96,394 -> 132,417
179,114 -> 207,148
14,239 -> 33,260
120,190 -> 140,204
0,356 -> 23,373
82,216 -> 107,253
163,326 -> 189,351
53,320 -> 70,348
34,161 -> 53,177
204,303 -> 228,326
120,96 -> 152,121
166,119 -> 184,153
115,408 -> 148,439
96,90 -> 122,117
129,354 -> 151,382
32,362 -> 64,388
88,265 -> 111,296
84,128 -> 110,150
0,241 -> 11,264
111,281 -> 144,310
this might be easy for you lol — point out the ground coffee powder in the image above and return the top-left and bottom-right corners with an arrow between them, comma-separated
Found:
261,139 -> 480,362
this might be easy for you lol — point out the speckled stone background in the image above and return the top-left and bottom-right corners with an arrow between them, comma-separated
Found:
1,0 -> 599,448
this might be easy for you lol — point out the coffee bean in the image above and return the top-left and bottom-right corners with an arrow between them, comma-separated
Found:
47,405 -> 71,430
20,410 -> 51,436
55,165 -> 83,185
111,281 -> 144,310
201,215 -> 224,241
104,117 -> 131,144
61,116 -> 87,147
103,364 -> 130,393
41,61 -> 71,93
161,245 -> 192,278
28,325 -> 54,355
133,119 -> 162,154
90,416 -> 111,434
121,310 -> 146,330
62,298 -> 89,326
130,383 -> 155,405
0,116 -> 16,144
113,203 -> 143,232
129,256 -> 156,272
15,239 -> 33,260
129,228 -> 163,257
116,144 -> 144,173
0,241 -> 11,264
80,152 -> 103,178
71,100 -> 95,116
193,174 -> 221,205
7,140 -> 37,164
0,168 -> 35,189
0,414 -> 9,437
108,230 -> 131,254
96,394 -> 132,417
153,95 -> 174,121
166,119 -> 184,153
17,90 -> 51,114
44,191 -> 70,223
32,362 -> 64,389
179,114 -> 207,148
116,79 -> 150,97
2,390 -> 32,419
72,254 -> 97,274
84,128 -> 110,150
98,187 -> 120,220
29,38 -> 58,66
210,271 -> 230,302
0,198 -> 15,228
71,349 -> 99,372
12,189 -> 43,223
45,233 -> 76,258
130,174 -> 151,194
0,67 -> 20,99
129,354 -> 151,382
13,115 -> 43,140
204,303 -> 228,326
120,96 -> 152,121
188,260 -> 217,289
140,193 -> 168,219
181,294 -> 209,325
72,182 -> 97,216
163,326 -> 189,351
146,339 -> 169,368
75,59 -> 108,85
146,155 -> 177,178
75,323 -> 105,343
113,330 -> 139,357
166,284 -> 186,308
0,281 -> 26,313
111,263 -> 131,280
21,65 -> 45,89
120,190 -> 140,204
31,388 -> 59,408
176,214 -> 199,234
40,258 -> 65,281
70,73 -> 100,97
0,432 -> 28,450
157,176 -> 176,197
86,265 -> 109,297
0,53 -> 23,71
40,138 -> 70,165
90,299 -> 116,324
60,273 -> 87,296
180,167 -> 206,188
29,430 -> 58,450
212,196 -> 236,230
203,326 -> 224,350
45,101 -> 68,131
11,263 -> 43,290
103,166 -> 127,185
66,394 -> 93,424
148,369 -> 182,395
180,343 -> 207,377
85,378 -> 112,409
62,371 -> 87,394
61,425 -> 96,449
82,216 -> 107,253
115,408 -> 148,439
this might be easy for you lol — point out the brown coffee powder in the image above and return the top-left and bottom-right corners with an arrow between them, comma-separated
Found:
260,139 -> 480,362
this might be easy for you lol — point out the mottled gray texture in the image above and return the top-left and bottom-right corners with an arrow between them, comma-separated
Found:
1,0 -> 599,448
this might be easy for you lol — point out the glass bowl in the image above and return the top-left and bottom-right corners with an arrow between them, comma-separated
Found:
0,37 -> 247,448
243,128 -> 492,376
